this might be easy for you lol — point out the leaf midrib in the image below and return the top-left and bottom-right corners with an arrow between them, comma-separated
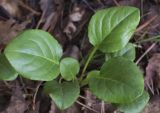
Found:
60,84 -> 64,109
99,9 -> 138,46
6,50 -> 59,65
93,76 -> 136,90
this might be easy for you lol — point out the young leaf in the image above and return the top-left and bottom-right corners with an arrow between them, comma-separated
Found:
60,57 -> 80,81
4,29 -> 62,81
0,54 -> 18,81
89,57 -> 144,104
81,70 -> 100,87
44,80 -> 80,110
106,43 -> 136,61
118,91 -> 149,113
88,6 -> 140,53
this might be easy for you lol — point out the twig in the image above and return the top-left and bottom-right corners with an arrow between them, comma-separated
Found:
156,88 -> 159,95
113,0 -> 120,6
32,81 -> 43,110
82,0 -> 96,12
36,14 -> 44,29
79,95 -> 94,102
97,0 -> 105,6
76,100 -> 99,113
136,15 -> 157,32
140,0 -> 144,17
18,1 -> 40,15
19,76 -> 28,94
136,43 -> 156,64
3,81 -> 11,89
101,101 -> 105,113
135,35 -> 160,44
146,78 -> 154,95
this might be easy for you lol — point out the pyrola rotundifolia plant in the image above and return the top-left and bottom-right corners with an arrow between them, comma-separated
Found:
0,6 -> 149,112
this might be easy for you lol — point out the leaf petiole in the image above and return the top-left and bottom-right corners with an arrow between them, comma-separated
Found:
79,46 -> 98,82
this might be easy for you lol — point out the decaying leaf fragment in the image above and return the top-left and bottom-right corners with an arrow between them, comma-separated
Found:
64,4 -> 86,39
145,53 -> 160,94
1,82 -> 28,113
0,0 -> 20,17
0,19 -> 29,44
39,0 -> 64,30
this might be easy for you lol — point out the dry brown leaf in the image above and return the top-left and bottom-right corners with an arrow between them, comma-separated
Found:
145,53 -> 160,94
118,0 -> 140,7
63,4 -> 86,40
49,101 -> 58,113
142,95 -> 160,113
0,19 -> 29,44
63,45 -> 80,60
69,6 -> 85,22
64,22 -> 77,39
62,103 -> 81,113
48,101 -> 81,113
147,6 -> 160,34
38,0 -> 64,31
84,90 -> 115,113
1,82 -> 28,113
0,0 -> 20,17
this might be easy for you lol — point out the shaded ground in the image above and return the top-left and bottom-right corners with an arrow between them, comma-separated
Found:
0,0 -> 160,113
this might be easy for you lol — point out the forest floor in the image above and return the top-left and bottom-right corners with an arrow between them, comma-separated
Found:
0,0 -> 160,113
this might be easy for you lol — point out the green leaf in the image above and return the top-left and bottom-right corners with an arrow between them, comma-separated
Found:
4,29 -> 62,81
88,6 -> 140,53
89,57 -> 144,104
81,70 -> 100,87
118,91 -> 149,113
44,80 -> 80,110
106,43 -> 136,61
0,54 -> 18,81
60,57 -> 80,81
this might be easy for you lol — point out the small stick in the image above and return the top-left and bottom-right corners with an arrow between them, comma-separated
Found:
136,15 -> 157,32
101,101 -> 105,113
32,81 -> 43,110
82,0 -> 95,12
146,80 -> 154,94
113,0 -> 120,6
3,81 -> 11,89
18,1 -> 40,15
156,88 -> 159,95
19,76 -> 28,94
136,43 -> 156,64
76,100 -> 99,113
36,14 -> 44,29
97,0 -> 104,6
79,95 -> 94,102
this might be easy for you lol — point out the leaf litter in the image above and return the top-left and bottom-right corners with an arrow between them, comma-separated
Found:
0,0 -> 160,113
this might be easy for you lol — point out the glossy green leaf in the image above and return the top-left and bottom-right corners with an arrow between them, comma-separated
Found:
89,57 -> 144,103
118,91 -> 149,113
106,43 -> 136,61
0,54 -> 18,81
5,29 -> 62,81
88,6 -> 140,52
60,57 -> 80,81
44,80 -> 80,110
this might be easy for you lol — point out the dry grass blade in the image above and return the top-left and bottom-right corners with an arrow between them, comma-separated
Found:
136,15 -> 157,33
17,1 -> 40,15
136,43 -> 156,64
113,0 -> 120,6
32,81 -> 43,111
